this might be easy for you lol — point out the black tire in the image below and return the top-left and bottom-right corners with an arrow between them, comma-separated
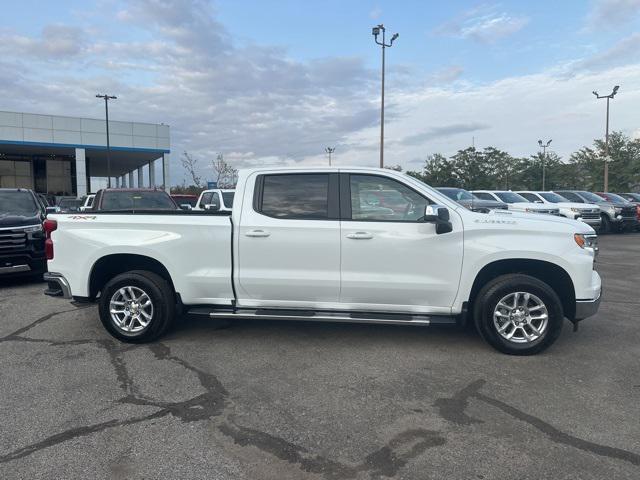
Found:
98,270 -> 175,343
599,214 -> 611,234
473,274 -> 564,355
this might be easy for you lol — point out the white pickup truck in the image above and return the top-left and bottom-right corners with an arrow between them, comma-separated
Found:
43,167 -> 601,355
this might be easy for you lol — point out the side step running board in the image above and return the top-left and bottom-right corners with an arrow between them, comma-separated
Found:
187,307 -> 458,326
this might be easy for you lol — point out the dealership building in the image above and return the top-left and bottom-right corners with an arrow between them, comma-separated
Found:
0,110 -> 170,197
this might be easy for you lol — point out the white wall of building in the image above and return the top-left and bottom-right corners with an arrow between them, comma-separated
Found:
0,111 -> 170,152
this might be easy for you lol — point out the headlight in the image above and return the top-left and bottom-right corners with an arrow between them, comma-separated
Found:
614,207 -> 622,213
570,207 -> 580,212
23,224 -> 43,233
574,233 -> 598,254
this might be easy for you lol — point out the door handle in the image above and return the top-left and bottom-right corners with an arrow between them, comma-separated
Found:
346,231 -> 373,240
245,229 -> 271,238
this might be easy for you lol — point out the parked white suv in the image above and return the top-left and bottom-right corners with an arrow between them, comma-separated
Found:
195,189 -> 235,211
516,191 -> 601,229
472,190 -> 560,216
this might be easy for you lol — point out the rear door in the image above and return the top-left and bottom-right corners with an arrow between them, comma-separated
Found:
339,173 -> 464,313
237,172 -> 341,307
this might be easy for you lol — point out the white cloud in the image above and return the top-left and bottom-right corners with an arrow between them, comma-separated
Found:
427,65 -> 464,84
564,33 -> 640,74
0,25 -> 86,58
337,65 -> 640,170
0,0 -> 638,182
433,5 -> 528,43
585,0 -> 640,29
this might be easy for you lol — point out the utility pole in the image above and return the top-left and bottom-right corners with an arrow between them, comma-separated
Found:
324,147 -> 335,166
593,86 -> 619,192
96,94 -> 117,187
371,24 -> 398,169
538,139 -> 552,190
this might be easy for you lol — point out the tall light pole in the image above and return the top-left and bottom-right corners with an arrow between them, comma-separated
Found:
593,86 -> 619,192
372,24 -> 398,169
538,139 -> 552,190
325,147 -> 335,166
96,94 -> 117,187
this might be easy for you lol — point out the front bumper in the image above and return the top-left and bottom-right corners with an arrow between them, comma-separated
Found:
0,253 -> 46,276
43,272 -> 72,299
577,216 -> 601,227
574,284 -> 602,320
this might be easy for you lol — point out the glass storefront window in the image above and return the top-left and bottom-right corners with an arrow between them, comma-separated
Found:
0,159 -> 33,189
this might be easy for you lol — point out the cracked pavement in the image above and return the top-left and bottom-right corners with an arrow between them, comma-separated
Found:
1,234 -> 639,479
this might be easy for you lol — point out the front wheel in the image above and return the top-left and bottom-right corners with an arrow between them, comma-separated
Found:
98,270 -> 175,343
473,274 -> 564,355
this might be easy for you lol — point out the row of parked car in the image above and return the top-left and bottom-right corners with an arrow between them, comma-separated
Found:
436,187 -> 640,233
42,188 -> 237,214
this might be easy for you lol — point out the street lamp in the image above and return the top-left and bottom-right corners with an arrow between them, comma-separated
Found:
96,94 -> 117,187
593,86 -> 620,192
372,24 -> 399,168
325,147 -> 335,166
538,139 -> 552,190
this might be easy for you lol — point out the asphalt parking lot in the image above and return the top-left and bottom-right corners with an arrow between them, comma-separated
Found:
1,235 -> 639,479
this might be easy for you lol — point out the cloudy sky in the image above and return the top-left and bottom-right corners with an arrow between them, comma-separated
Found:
1,0 -> 639,183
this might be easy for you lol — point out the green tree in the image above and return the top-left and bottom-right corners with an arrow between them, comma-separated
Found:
406,153 -> 457,187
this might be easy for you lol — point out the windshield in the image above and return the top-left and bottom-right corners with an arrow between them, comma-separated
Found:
539,192 -> 568,203
172,196 -> 198,207
494,192 -> 528,203
101,191 -> 178,210
438,188 -> 474,201
221,192 -> 235,207
58,198 -> 82,209
624,193 -> 640,202
0,190 -> 39,216
577,191 -> 607,203
601,192 -> 629,203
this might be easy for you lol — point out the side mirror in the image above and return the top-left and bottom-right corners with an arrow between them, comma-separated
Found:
180,204 -> 192,210
46,206 -> 59,215
423,204 -> 452,234
204,203 -> 220,212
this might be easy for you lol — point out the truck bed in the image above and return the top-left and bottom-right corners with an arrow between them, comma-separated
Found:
49,213 -> 234,305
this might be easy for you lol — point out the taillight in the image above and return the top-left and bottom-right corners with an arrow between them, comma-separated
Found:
43,219 -> 57,260
636,205 -> 640,220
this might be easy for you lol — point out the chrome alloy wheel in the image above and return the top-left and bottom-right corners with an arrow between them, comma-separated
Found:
109,286 -> 154,333
493,291 -> 548,343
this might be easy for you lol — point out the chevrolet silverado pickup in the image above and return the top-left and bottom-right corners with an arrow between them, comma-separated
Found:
43,167 -> 601,355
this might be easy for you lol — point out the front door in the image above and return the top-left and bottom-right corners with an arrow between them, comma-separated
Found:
237,172 -> 341,307
339,173 -> 463,313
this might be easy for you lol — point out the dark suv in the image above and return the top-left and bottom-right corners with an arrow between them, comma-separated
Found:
0,188 -> 47,277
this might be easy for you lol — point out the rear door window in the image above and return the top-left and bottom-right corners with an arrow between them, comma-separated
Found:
257,174 -> 330,219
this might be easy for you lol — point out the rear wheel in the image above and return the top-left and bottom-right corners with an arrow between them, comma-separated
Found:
474,274 -> 564,355
98,270 -> 175,343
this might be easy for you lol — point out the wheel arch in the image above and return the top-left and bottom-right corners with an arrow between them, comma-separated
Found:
88,253 -> 176,300
468,258 -> 576,320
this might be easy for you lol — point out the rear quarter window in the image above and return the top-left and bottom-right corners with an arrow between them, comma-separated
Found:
101,191 -> 177,210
